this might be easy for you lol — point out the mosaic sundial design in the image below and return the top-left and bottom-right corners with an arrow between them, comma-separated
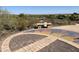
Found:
1,28 -> 79,52
9,34 -> 47,51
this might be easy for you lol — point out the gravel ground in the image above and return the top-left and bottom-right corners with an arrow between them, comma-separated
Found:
9,34 -> 47,51
38,40 -> 79,52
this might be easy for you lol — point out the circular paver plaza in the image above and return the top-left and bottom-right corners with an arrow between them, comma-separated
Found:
1,29 -> 79,52
9,34 -> 47,51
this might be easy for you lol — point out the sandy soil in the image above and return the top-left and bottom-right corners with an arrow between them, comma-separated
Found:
53,25 -> 79,33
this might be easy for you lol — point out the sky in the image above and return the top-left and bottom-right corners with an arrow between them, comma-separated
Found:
1,6 -> 79,14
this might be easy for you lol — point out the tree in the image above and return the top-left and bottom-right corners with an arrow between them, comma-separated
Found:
69,13 -> 79,21
57,15 -> 66,19
15,13 -> 28,31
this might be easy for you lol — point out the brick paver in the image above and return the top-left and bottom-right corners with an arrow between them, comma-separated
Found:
1,32 -> 49,52
1,27 -> 79,52
15,35 -> 57,52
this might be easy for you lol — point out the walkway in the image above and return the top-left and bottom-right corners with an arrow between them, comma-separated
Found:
1,26 -> 79,52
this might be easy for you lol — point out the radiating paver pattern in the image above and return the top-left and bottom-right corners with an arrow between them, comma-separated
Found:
15,35 -> 57,52
38,40 -> 79,52
51,29 -> 79,44
9,34 -> 47,51
51,29 -> 79,37
1,25 -> 79,52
